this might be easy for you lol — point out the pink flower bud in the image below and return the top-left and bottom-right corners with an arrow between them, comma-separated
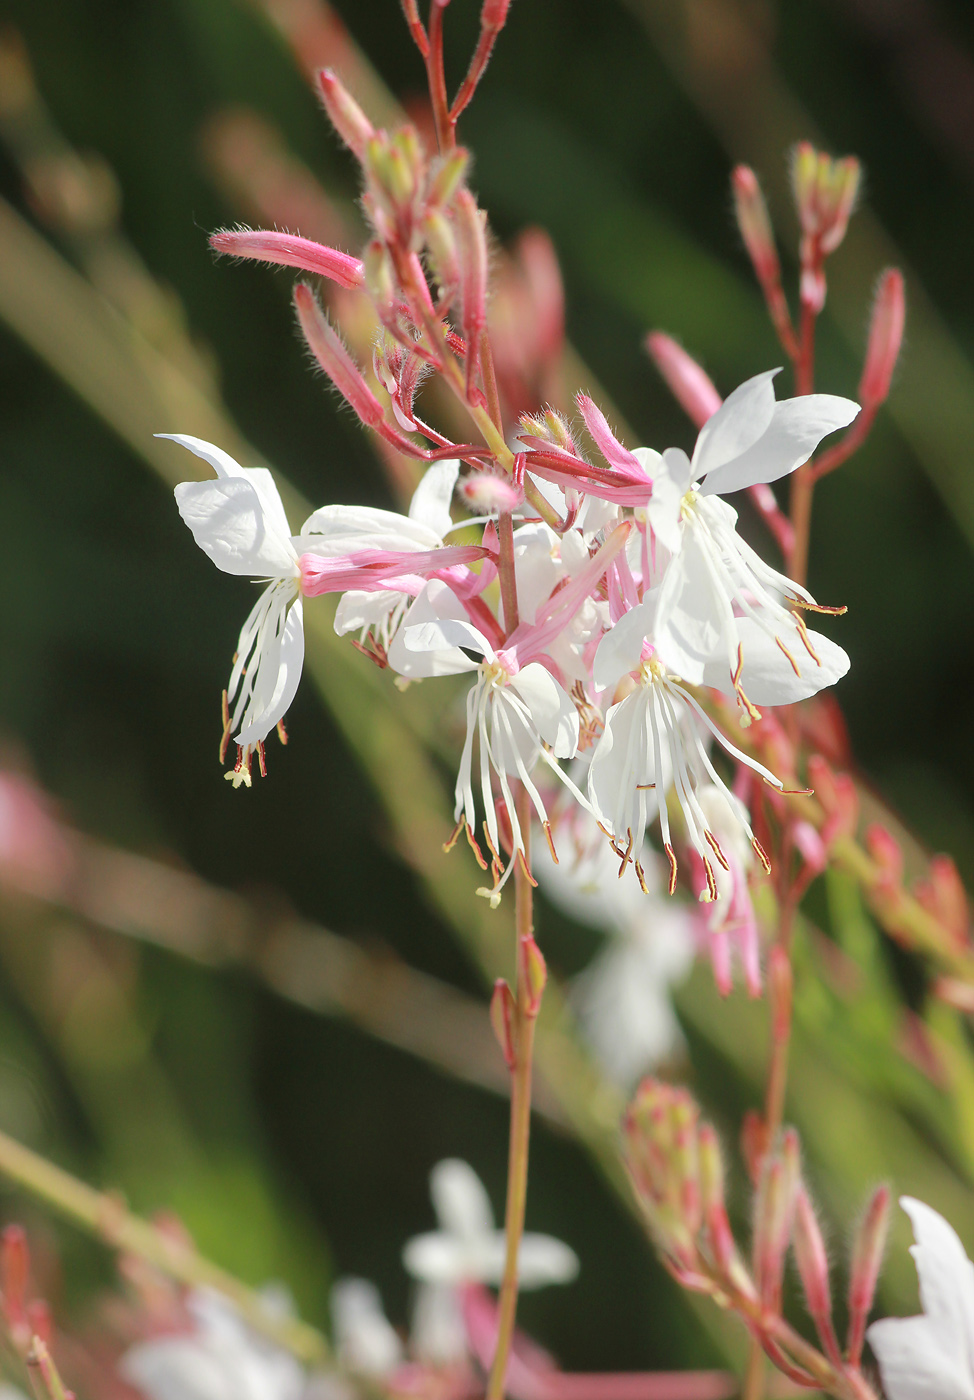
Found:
753,1130 -> 800,1312
792,1188 -> 841,1363
644,332 -> 721,430
791,142 -> 861,253
847,1184 -> 890,1367
423,208 -> 460,298
490,978 -> 517,1070
859,269 -> 905,409
792,821 -> 827,875
732,166 -> 780,288
806,755 -> 859,847
916,855 -> 970,949
316,68 -> 374,159
453,188 -> 488,389
294,282 -> 387,429
1,1224 -> 29,1327
362,238 -> 397,320
519,933 -> 547,1017
865,823 -> 903,897
459,472 -> 523,514
208,229 -> 365,289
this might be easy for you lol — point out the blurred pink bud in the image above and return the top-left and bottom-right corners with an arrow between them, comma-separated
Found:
859,269 -> 905,409
427,147 -> 470,210
316,68 -> 374,159
916,854 -> 970,948
806,755 -> 858,847
576,395 -> 643,476
864,824 -> 903,896
792,821 -> 827,875
453,188 -> 488,391
739,1109 -> 767,1186
490,978 -> 517,1070
0,772 -> 72,899
792,1189 -> 832,1321
520,934 -> 547,1017
791,142 -> 861,253
847,1184 -> 890,1367
644,333 -> 721,430
754,1130 -> 800,1312
209,228 -> 364,289
459,472 -> 523,514
732,167 -> 780,289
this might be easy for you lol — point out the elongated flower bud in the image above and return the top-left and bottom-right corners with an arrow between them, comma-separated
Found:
733,166 -> 780,288
490,978 -> 517,1069
453,188 -> 488,386
294,282 -> 386,430
644,332 -> 721,429
792,1188 -> 840,1360
520,934 -> 547,1017
859,269 -> 905,409
316,68 -> 374,159
209,229 -> 365,289
847,1184 -> 890,1366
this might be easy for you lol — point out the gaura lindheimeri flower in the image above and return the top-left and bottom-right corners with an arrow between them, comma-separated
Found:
331,1279 -> 404,1378
402,1159 -> 578,1290
689,783 -> 762,996
867,1197 -> 974,1400
167,437 -> 486,785
641,370 -> 857,716
588,591 -> 782,896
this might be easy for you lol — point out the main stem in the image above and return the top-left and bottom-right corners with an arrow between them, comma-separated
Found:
486,790 -> 538,1400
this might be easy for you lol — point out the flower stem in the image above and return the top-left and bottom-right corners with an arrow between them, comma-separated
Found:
486,790 -> 538,1400
0,1126 -> 328,1364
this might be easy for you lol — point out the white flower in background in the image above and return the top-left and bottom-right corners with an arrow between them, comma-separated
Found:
410,1282 -> 469,1368
641,370 -> 856,716
588,592 -> 782,893
331,459 -> 460,652
533,805 -> 694,1086
403,1159 -> 578,1290
165,435 -> 309,786
120,1288 -> 304,1400
330,1279 -> 403,1378
867,1198 -> 974,1400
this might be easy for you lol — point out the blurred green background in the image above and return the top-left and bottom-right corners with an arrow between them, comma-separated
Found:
3,0 -> 974,1381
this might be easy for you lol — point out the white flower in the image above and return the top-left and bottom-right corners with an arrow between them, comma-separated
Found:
641,371 -> 856,715
166,435 -> 309,785
402,1159 -> 578,1290
588,593 -> 781,893
533,804 -> 693,1085
387,581 -> 583,904
409,1283 -> 468,1367
120,1289 -> 305,1400
330,1279 -> 403,1378
868,1198 -> 974,1400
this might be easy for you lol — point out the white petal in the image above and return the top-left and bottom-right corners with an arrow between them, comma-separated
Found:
691,370 -> 779,480
386,583 -> 477,678
160,435 -> 293,541
235,597 -> 304,746
701,616 -> 849,705
646,449 -> 692,556
698,394 -> 859,497
653,534 -> 727,684
593,596 -> 658,692
331,1279 -> 403,1377
410,1283 -> 468,1366
588,691 -> 666,840
516,1233 -> 580,1289
868,1314 -> 974,1400
508,665 -> 579,758
904,1197 -> 974,1372
402,1232 -> 468,1284
333,589 -> 402,635
431,1159 -> 495,1238
513,522 -> 562,625
175,478 -> 298,579
408,459 -> 460,537
403,616 -> 493,662
296,503 -> 440,554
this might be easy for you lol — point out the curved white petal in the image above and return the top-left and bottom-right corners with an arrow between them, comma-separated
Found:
331,1279 -> 403,1377
513,522 -> 562,625
701,616 -> 849,705
235,597 -> 304,747
588,690 -> 666,841
698,394 -> 859,497
868,1314 -> 974,1400
175,478 -> 298,579
904,1197 -> 974,1372
387,583 -> 478,677
508,664 -> 579,758
402,1232 -> 468,1284
646,448 -> 692,556
572,938 -> 690,1087
653,534 -> 727,684
404,617 -> 493,662
516,1233 -> 580,1289
431,1159 -> 495,1238
160,435 -> 293,541
297,503 -> 440,554
593,596 -> 658,692
333,589 -> 403,635
408,459 -> 460,537
410,1283 -> 468,1366
691,370 -> 779,480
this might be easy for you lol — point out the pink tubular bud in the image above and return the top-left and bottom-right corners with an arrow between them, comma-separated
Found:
208,229 -> 364,289
916,855 -> 970,949
792,821 -> 827,876
519,934 -> 547,1017
859,269 -> 905,409
644,332 -> 721,430
732,166 -> 780,287
490,978 -> 517,1070
753,1129 -> 800,1312
847,1184 -> 890,1367
453,188 -> 488,388
427,147 -> 470,211
294,282 -> 386,429
792,1188 -> 841,1364
362,239 -> 397,320
806,755 -> 859,847
865,824 -> 903,898
316,68 -> 374,160
791,142 -> 861,253
423,208 -> 461,298
1,1223 -> 28,1321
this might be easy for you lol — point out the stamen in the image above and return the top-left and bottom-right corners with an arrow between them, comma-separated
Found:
787,596 -> 847,616
775,636 -> 802,677
634,859 -> 649,894
779,785 -> 813,796
276,719 -> 289,746
516,849 -> 538,887
751,836 -> 772,874
219,690 -> 232,766
350,636 -> 388,668
635,782 -> 657,790
543,820 -> 559,864
225,745 -> 253,789
464,817 -> 489,870
732,645 -> 762,723
702,856 -> 718,903
257,740 -> 268,778
443,817 -> 464,854
705,829 -> 730,871
791,611 -> 822,665
664,842 -> 678,895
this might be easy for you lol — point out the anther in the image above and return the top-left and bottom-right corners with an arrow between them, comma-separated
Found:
635,782 -> 657,791
516,849 -> 538,887
751,836 -> 772,873
775,636 -> 802,676
276,719 -> 289,746
464,819 -> 489,870
664,842 -> 678,895
443,817 -> 464,854
219,690 -> 232,766
543,820 -> 559,864
257,740 -> 268,778
634,859 -> 649,894
791,611 -> 821,665
788,597 -> 847,616
702,856 -> 718,902
705,829 -> 730,871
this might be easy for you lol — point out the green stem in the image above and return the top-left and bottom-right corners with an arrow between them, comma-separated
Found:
0,1127 -> 328,1364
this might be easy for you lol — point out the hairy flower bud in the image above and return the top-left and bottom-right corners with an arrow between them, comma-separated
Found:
644,332 -> 721,430
316,68 -> 375,159
753,1129 -> 800,1312
520,934 -> 547,1017
363,239 -> 397,321
427,147 -> 470,210
423,208 -> 461,298
732,166 -> 780,288
791,142 -> 861,254
209,229 -> 365,289
859,269 -> 905,410
847,1184 -> 890,1366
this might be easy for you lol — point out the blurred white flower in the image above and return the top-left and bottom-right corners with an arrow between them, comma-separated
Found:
402,1159 -> 577,1289
867,1197 -> 974,1400
330,1279 -> 403,1378
409,1282 -> 468,1367
120,1289 -> 304,1400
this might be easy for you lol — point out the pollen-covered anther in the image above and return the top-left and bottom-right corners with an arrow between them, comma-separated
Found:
704,829 -> 730,872
443,817 -> 464,854
664,843 -> 679,895
751,836 -> 772,874
257,740 -> 268,778
700,857 -> 718,903
617,827 -> 636,879
634,859 -> 649,894
542,821 -> 559,864
731,643 -> 762,725
276,719 -> 288,746
225,745 -> 253,789
516,850 -> 538,888
775,635 -> 802,677
788,596 -> 847,617
219,689 -> 232,766
791,611 -> 822,665
465,818 -> 489,871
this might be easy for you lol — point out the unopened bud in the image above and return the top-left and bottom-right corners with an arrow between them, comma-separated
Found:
209,229 -> 365,290
753,1130 -> 800,1310
792,821 -> 827,876
644,332 -> 721,430
1,1224 -> 29,1346
423,208 -> 460,297
847,1184 -> 890,1366
792,1188 -> 832,1325
490,978 -> 517,1070
865,824 -> 903,898
916,855 -> 970,949
739,1109 -> 767,1185
791,141 -> 861,253
316,69 -> 375,159
520,934 -> 547,1017
453,187 -> 488,350
732,166 -> 780,285
428,147 -> 470,210
294,282 -> 384,430
363,239 -> 396,321
806,755 -> 859,846
859,269 -> 905,409
459,471 -> 523,514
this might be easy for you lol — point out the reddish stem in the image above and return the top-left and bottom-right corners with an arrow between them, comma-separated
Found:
450,0 -> 512,122
426,1 -> 453,152
400,0 -> 430,56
